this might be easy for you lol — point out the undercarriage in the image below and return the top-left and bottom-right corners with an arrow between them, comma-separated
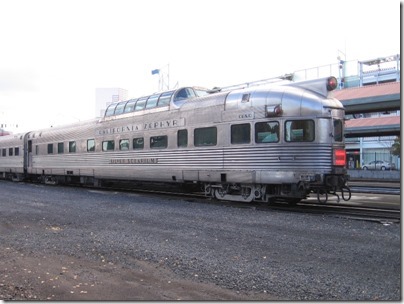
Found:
203,175 -> 351,204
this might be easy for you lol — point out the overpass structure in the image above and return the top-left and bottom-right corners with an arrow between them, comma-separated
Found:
331,81 -> 401,138
293,54 -> 400,139
332,82 -> 400,115
344,115 -> 400,138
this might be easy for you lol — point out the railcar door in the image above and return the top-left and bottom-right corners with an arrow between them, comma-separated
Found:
24,133 -> 32,173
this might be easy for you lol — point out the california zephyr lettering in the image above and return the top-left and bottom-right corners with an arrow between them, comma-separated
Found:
97,118 -> 185,136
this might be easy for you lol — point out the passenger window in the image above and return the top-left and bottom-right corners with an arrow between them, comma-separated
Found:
133,137 -> 144,149
158,91 -> 174,107
119,139 -> 130,150
14,147 -> 19,156
2,148 -> 6,157
8,148 -> 13,156
102,140 -> 115,151
150,135 -> 167,149
334,119 -> 343,142
114,101 -> 127,115
145,94 -> 159,109
255,121 -> 279,143
177,129 -> 188,147
135,97 -> 148,111
285,120 -> 315,142
105,104 -> 117,117
87,139 -> 95,152
231,123 -> 251,144
69,141 -> 76,153
124,99 -> 137,113
58,142 -> 64,154
194,127 -> 217,146
47,144 -> 53,154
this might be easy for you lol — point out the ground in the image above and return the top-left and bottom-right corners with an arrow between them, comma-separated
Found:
0,245 -> 262,301
0,181 -> 400,301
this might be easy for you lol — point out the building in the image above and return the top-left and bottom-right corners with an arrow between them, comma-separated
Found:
294,54 -> 400,170
95,88 -> 128,118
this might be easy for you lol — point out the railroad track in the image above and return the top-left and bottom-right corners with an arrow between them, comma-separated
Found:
217,199 -> 400,224
349,185 -> 400,195
291,201 -> 400,223
96,182 -> 400,224
21,180 -> 401,224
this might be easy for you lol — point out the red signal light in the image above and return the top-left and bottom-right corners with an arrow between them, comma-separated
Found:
326,76 -> 338,91
334,149 -> 346,166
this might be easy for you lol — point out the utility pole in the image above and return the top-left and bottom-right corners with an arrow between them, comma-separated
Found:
337,49 -> 346,89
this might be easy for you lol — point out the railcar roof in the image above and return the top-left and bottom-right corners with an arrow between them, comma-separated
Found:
102,77 -> 342,120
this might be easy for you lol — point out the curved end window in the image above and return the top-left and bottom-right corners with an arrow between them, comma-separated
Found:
285,120 -> 315,142
333,119 -> 343,142
105,104 -> 118,117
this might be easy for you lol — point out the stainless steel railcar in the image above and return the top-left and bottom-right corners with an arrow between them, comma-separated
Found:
0,76 -> 350,203
0,133 -> 25,181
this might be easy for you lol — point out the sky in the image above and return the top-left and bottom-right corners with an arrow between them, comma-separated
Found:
0,0 -> 401,132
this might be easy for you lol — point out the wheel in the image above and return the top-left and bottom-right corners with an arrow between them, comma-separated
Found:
381,166 -> 386,170
214,188 -> 226,199
363,166 -> 368,170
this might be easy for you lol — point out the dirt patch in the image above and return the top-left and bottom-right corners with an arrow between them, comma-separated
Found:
0,246 -> 270,301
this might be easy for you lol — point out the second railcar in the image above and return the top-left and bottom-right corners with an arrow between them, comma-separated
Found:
0,133 -> 26,181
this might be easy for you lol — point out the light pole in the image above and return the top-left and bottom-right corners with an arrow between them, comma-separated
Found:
337,49 -> 346,89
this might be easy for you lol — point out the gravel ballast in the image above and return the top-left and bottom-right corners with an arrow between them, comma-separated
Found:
0,181 -> 400,300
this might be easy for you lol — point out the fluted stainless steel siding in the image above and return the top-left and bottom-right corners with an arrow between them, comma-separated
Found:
0,134 -> 25,174
30,142 -> 332,183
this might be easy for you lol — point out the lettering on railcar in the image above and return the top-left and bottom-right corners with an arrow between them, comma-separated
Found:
110,158 -> 159,164
238,113 -> 253,119
222,111 -> 255,122
97,118 -> 185,136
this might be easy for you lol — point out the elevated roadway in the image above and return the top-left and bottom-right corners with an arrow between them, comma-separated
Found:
331,82 -> 400,137
344,115 -> 400,138
333,81 -> 400,115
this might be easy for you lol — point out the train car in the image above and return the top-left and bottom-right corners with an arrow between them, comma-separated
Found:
24,118 -> 101,184
0,133 -> 26,181
20,76 -> 349,203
